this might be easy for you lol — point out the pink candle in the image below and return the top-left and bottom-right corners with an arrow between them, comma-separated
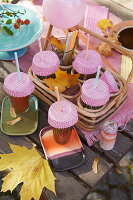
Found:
100,121 -> 118,151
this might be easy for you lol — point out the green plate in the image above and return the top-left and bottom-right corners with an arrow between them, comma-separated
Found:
0,95 -> 38,135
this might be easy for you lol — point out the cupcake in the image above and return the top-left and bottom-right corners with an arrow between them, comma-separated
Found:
100,71 -> 119,93
48,100 -> 78,144
80,78 -> 110,110
32,50 -> 60,80
3,72 -> 35,113
72,49 -> 102,82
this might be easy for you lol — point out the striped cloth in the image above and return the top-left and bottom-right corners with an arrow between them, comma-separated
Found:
84,4 -> 108,36
121,55 -> 133,83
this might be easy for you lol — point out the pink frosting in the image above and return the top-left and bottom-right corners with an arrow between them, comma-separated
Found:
3,72 -> 35,97
81,78 -> 110,106
32,51 -> 60,76
72,49 -> 102,74
100,71 -> 119,93
48,101 -> 78,129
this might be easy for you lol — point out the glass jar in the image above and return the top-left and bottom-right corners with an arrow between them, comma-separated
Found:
100,120 -> 118,151
53,126 -> 73,144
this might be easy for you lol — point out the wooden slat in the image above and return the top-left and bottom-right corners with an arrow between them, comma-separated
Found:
92,132 -> 133,164
0,61 -> 16,74
27,110 -> 49,146
72,145 -> 113,189
28,111 -> 113,189
93,0 -> 133,20
121,120 -> 133,140
44,171 -> 90,200
0,129 -> 89,200
0,130 -> 33,152
76,127 -> 133,164
0,82 -> 6,110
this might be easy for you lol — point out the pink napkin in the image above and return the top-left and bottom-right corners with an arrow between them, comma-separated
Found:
84,4 -> 108,36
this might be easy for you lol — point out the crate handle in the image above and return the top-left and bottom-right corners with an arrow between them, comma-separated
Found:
76,24 -> 133,107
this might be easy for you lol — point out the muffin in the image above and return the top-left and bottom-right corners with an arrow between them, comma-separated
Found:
3,72 -> 35,113
80,78 -> 110,110
32,50 -> 60,80
48,100 -> 78,144
100,71 -> 119,93
72,49 -> 102,82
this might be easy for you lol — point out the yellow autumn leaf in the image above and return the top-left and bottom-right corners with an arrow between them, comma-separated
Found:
0,143 -> 56,200
44,68 -> 80,93
92,157 -> 99,174
49,35 -> 66,52
97,19 -> 113,34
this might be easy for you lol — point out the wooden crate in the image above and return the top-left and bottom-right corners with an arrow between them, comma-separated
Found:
28,24 -> 133,131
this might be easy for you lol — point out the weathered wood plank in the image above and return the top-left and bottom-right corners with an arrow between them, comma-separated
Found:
111,0 -> 133,12
0,129 -> 89,200
76,127 -> 133,164
0,82 -> 6,111
28,110 -> 113,189
72,145 -> 113,189
0,129 -> 33,153
93,0 -> 133,20
0,61 -> 16,74
92,132 -> 133,164
121,120 -> 133,140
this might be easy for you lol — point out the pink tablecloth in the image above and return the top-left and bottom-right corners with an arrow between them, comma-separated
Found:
16,0 -> 133,133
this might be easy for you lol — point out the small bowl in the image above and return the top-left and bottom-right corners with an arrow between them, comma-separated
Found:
117,26 -> 133,51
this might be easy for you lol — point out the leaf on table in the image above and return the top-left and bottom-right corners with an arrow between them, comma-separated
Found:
92,157 -> 99,174
115,167 -> 123,174
97,42 -> 113,57
96,31 -> 121,57
49,35 -> 66,52
0,143 -> 56,200
97,19 -> 113,35
44,68 -> 80,93
10,105 -> 17,118
7,117 -> 22,125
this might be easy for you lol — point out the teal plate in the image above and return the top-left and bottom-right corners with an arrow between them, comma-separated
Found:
0,95 -> 38,135
0,4 -> 43,60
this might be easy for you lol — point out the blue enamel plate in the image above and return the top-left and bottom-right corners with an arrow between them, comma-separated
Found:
0,4 -> 43,59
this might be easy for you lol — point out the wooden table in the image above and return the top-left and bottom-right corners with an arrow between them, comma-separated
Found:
0,60 -> 133,200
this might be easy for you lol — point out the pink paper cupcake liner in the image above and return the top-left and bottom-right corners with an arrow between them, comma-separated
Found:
72,49 -> 102,74
81,78 -> 110,106
3,72 -> 35,97
100,71 -> 119,93
32,51 -> 60,76
48,101 -> 78,129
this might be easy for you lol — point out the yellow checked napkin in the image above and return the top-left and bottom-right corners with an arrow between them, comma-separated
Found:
121,55 -> 133,83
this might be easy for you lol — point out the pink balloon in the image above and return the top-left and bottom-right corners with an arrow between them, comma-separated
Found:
43,0 -> 86,28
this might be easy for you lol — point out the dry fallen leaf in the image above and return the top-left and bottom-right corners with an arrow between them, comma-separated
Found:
97,42 -> 113,57
115,167 -> 123,174
97,31 -> 121,57
0,143 -> 56,200
44,68 -> 80,93
97,19 -> 113,34
49,35 -> 66,52
7,117 -> 22,125
10,104 -> 17,118
92,157 -> 99,174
